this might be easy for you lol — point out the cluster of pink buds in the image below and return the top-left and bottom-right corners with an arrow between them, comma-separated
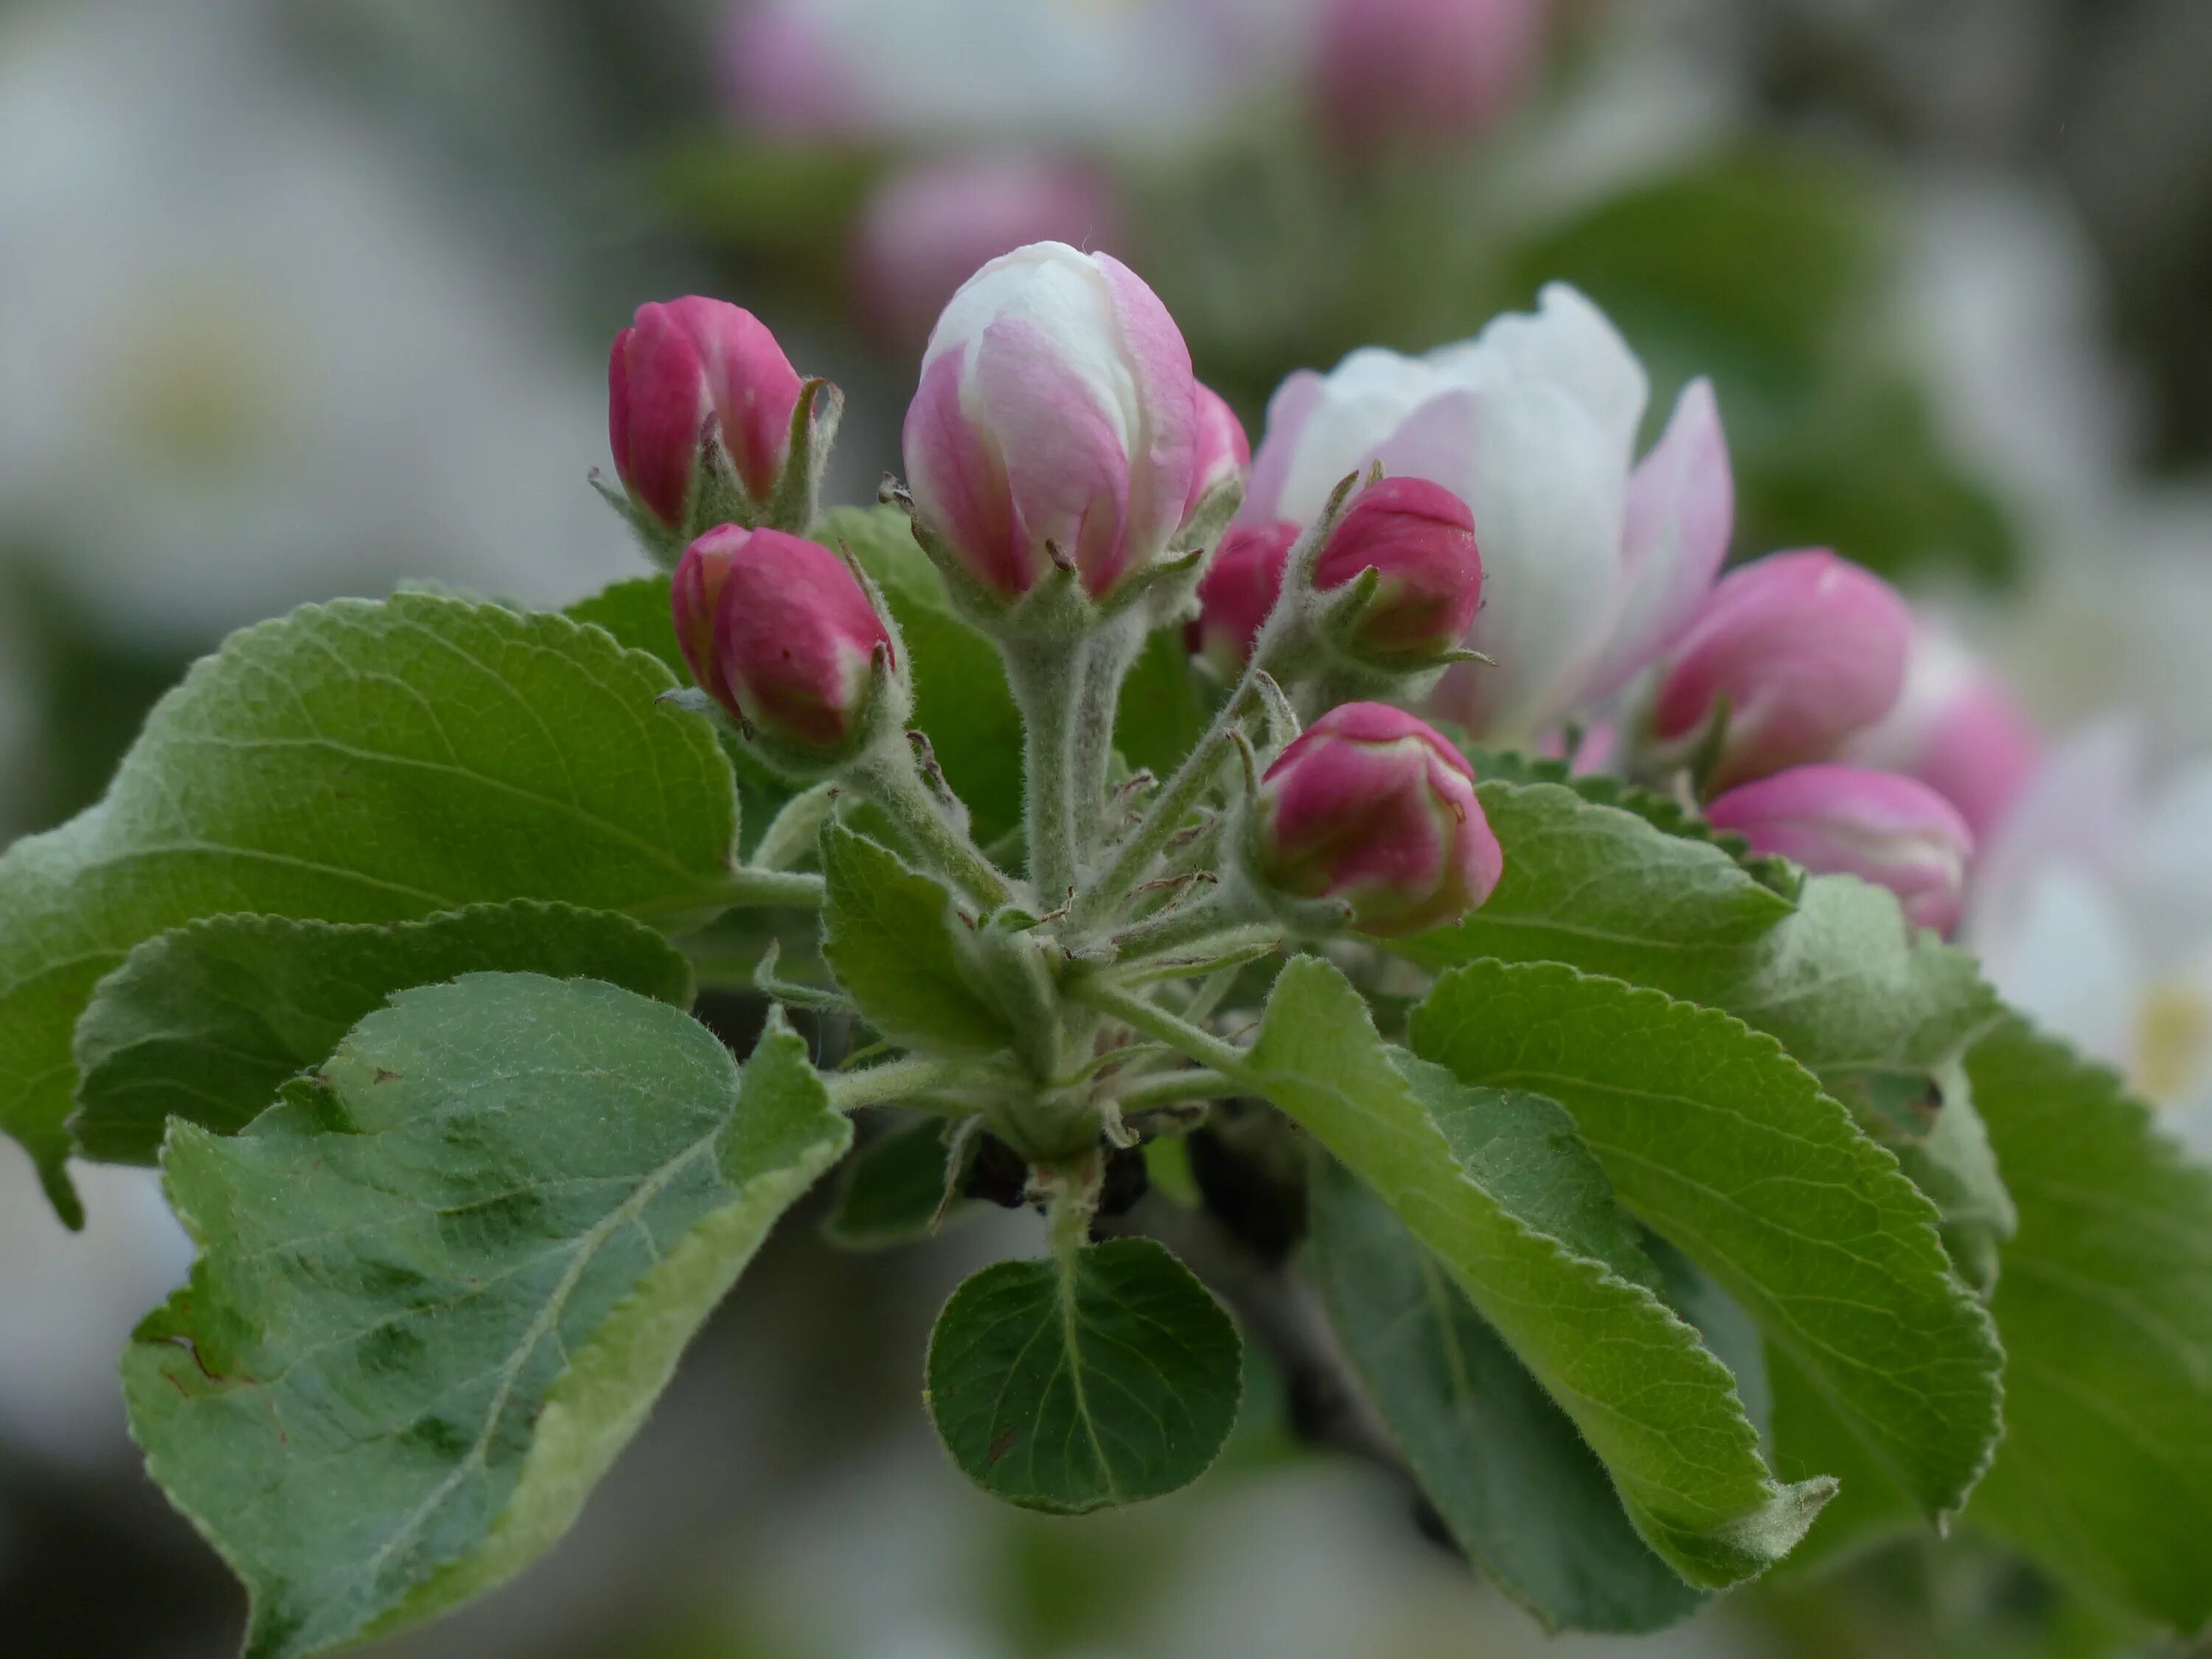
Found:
605,296 -> 839,558
1635,548 -> 2040,932
1249,702 -> 1503,937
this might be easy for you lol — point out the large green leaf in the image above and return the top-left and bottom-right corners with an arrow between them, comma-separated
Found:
821,1111 -> 978,1249
817,822 -> 1015,1059
1400,783 -> 1997,1091
818,505 -> 1025,846
72,902 -> 695,1164
1307,1156 -> 1708,1632
925,1237 -> 1242,1513
1245,956 -> 1829,1587
1965,1020 -> 2212,1632
0,593 -> 740,1222
1411,959 -> 2002,1528
124,973 -> 848,1659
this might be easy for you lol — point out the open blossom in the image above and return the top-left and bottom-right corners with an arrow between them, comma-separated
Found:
851,156 -> 1124,350
903,241 -> 1197,601
1846,618 -> 2041,842
1652,550 -> 1913,790
1706,764 -> 1973,934
1243,285 -> 1731,740
608,298 -> 807,530
1252,702 -> 1503,937
1314,0 -> 1548,154
675,525 -> 894,752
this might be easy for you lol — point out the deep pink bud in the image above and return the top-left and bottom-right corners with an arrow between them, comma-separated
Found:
1312,476 -> 1483,661
1190,521 -> 1296,677
681,525 -> 894,753
852,156 -> 1124,352
903,242 -> 1198,601
671,534 -> 739,711
1315,0 -> 1548,155
1705,764 -> 1974,934
1183,383 -> 1251,521
608,298 -> 807,529
1845,622 -> 2040,842
1253,702 -> 1503,937
1652,549 -> 1912,790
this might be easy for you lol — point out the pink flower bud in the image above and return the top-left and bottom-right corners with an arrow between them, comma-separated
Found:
1652,549 -> 1912,790
1705,764 -> 1974,934
1184,382 -> 1251,521
1190,521 -> 1296,677
1315,0 -> 1548,155
677,525 -> 894,754
1312,476 -> 1483,661
608,298 -> 807,529
1844,621 -> 2040,842
1253,702 -> 1503,937
852,156 -> 1124,352
903,241 -> 1198,601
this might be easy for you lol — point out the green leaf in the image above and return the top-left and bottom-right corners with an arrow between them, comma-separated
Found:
72,902 -> 695,1164
1113,627 -> 1209,782
1307,1156 -> 1708,1632
820,1111 -> 977,1249
0,593 -> 739,1222
122,973 -> 849,1659
817,823 -> 1015,1059
1965,1019 -> 2212,1632
1400,784 -> 1998,1092
1410,959 -> 2002,1528
563,574 -> 684,681
925,1236 -> 1242,1514
819,505 -> 1025,846
1864,1062 -> 2017,1296
1246,956 -> 1829,1587
563,574 -> 795,855
1461,752 -> 1801,900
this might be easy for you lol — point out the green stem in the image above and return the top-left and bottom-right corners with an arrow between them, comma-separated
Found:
1071,678 -> 1256,933
1004,639 -> 1084,905
1109,888 -> 1264,964
846,745 -> 1015,911
1070,975 -> 1253,1081
1113,1068 -> 1242,1113
710,867 -> 826,909
821,1054 -> 995,1114
1069,618 -> 1145,865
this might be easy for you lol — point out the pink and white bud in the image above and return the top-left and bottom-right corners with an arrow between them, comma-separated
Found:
1252,702 -> 1503,937
1315,0 -> 1548,154
1313,476 -> 1483,662
609,297 -> 807,530
678,525 -> 895,756
902,241 -> 1198,602
1184,382 -> 1251,521
1652,549 -> 1912,790
1844,620 -> 2040,842
852,156 -> 1124,352
1191,521 -> 1296,678
1705,764 -> 1975,934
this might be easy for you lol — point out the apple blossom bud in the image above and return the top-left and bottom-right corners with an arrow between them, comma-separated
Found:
902,241 -> 1197,602
1706,764 -> 1974,934
1312,476 -> 1483,662
1190,521 -> 1296,676
1845,621 -> 2040,842
1315,0 -> 1548,155
851,156 -> 1124,352
676,525 -> 896,759
608,298 -> 807,532
1251,702 -> 1503,937
1652,549 -> 1912,790
1184,383 -> 1251,521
